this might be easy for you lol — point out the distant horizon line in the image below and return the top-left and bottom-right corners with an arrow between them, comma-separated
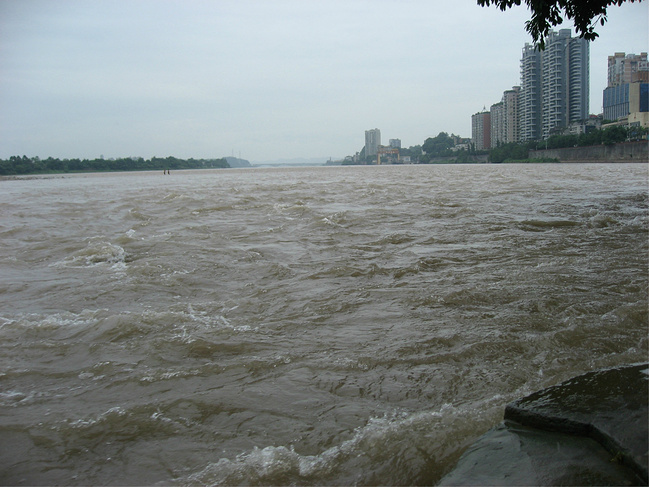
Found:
0,154 -> 346,164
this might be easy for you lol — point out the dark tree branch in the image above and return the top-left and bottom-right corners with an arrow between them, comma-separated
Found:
477,0 -> 642,48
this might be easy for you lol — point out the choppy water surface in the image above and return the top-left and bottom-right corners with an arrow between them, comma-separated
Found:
0,163 -> 647,485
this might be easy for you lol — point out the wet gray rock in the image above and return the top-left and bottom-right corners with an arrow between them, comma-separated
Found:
439,363 -> 648,486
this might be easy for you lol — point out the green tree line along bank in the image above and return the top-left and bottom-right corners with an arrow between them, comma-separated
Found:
417,124 -> 646,164
488,124 -> 648,163
0,156 -> 229,176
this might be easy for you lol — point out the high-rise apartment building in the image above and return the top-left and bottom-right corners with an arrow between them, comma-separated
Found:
519,30 -> 589,141
472,111 -> 491,150
539,30 -> 589,138
389,138 -> 401,149
520,43 -> 542,141
503,86 -> 521,143
491,86 -> 521,146
567,34 -> 590,125
365,128 -> 381,156
540,30 -> 571,138
490,102 -> 505,147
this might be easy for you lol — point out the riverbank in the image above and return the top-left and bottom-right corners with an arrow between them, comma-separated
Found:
529,140 -> 648,163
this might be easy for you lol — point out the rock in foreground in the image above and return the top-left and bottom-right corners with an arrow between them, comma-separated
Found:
439,363 -> 648,486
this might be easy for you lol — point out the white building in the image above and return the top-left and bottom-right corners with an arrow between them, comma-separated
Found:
365,128 -> 381,156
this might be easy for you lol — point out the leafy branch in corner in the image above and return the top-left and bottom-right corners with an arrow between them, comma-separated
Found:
477,0 -> 643,48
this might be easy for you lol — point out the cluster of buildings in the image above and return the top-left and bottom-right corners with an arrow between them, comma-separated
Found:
361,128 -> 406,164
472,29 -> 648,150
354,33 -> 647,163
603,52 -> 649,125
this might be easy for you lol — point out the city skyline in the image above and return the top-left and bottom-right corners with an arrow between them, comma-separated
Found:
1,0 -> 647,162
473,37 -> 646,151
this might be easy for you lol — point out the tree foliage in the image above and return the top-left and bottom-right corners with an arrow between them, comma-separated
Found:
489,124 -> 646,161
477,0 -> 643,48
423,132 -> 454,153
399,145 -> 422,159
490,141 -> 537,162
540,124 -> 641,148
421,132 -> 455,162
0,156 -> 229,176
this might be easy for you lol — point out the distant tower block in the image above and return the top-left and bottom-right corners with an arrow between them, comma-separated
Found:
365,128 -> 381,156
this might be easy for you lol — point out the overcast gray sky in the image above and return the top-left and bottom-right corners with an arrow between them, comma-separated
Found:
1,0 -> 647,162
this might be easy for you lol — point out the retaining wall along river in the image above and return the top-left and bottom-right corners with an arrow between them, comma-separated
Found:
529,140 -> 648,163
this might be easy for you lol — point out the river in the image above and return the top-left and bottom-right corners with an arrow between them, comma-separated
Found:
0,163 -> 646,485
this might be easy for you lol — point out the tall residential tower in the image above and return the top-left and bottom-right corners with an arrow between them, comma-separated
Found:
491,86 -> 521,146
520,43 -> 542,141
567,34 -> 590,125
364,128 -> 381,157
503,86 -> 521,143
519,30 -> 589,141
472,111 -> 491,150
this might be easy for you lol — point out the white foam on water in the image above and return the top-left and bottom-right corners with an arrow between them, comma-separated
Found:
181,402 -> 504,486
0,390 -> 31,406
0,309 -> 104,333
51,238 -> 128,270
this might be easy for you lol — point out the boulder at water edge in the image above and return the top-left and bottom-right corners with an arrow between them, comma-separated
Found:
439,363 -> 648,486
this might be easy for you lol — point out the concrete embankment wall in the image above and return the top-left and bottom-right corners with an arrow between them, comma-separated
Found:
529,140 -> 648,163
